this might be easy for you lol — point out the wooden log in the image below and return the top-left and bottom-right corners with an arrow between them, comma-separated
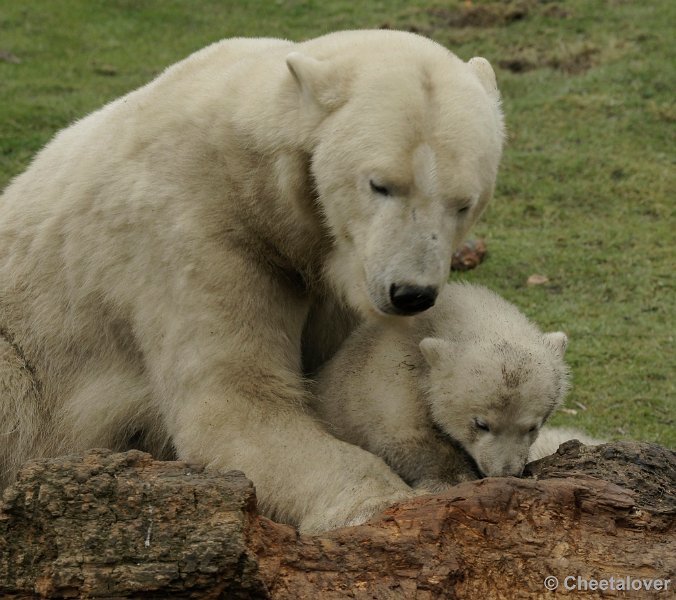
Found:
1,442 -> 674,599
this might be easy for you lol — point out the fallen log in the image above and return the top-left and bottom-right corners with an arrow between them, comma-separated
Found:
1,441 -> 674,599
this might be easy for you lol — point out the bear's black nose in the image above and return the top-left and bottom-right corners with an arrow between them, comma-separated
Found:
389,284 -> 438,315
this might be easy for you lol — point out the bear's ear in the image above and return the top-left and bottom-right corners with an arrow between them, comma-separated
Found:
285,52 -> 347,111
419,337 -> 455,368
467,56 -> 500,102
544,331 -> 568,357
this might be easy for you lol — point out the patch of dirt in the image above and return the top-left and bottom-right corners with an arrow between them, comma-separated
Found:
379,1 -> 555,38
429,2 -> 531,28
0,50 -> 21,64
498,57 -> 537,73
542,4 -> 571,19
499,42 -> 600,74
92,63 -> 119,77
548,43 -> 600,74
383,2 -> 596,76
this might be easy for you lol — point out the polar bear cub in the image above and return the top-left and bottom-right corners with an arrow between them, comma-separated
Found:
314,282 -> 573,489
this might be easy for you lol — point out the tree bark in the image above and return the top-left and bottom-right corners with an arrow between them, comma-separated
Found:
1,442 -> 674,599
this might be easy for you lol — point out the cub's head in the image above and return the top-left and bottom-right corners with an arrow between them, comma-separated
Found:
286,31 -> 504,317
420,332 -> 569,477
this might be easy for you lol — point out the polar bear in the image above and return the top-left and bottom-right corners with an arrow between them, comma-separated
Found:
313,282 -> 572,490
0,31 -> 504,532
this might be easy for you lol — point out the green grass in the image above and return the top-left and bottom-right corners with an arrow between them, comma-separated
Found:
1,1 -> 673,447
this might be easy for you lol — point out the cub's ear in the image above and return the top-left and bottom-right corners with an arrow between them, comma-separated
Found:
467,56 -> 500,102
285,52 -> 348,111
544,331 -> 568,357
419,337 -> 455,368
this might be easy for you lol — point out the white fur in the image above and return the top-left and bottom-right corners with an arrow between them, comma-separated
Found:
313,282 -> 571,488
0,31 -> 504,532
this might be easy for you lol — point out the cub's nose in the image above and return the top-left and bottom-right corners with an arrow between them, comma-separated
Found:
389,284 -> 438,315
499,460 -> 526,477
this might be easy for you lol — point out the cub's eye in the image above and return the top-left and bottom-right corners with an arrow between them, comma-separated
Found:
369,180 -> 391,197
474,418 -> 490,432
528,425 -> 538,433
457,205 -> 471,216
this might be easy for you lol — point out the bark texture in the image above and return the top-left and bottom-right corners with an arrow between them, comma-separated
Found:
1,442 -> 674,599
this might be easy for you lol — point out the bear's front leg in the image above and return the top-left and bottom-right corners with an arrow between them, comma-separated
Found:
138,257 -> 412,533
167,383 -> 413,533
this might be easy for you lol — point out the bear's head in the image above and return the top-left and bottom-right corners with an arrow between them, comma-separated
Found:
419,331 -> 570,477
286,31 -> 505,318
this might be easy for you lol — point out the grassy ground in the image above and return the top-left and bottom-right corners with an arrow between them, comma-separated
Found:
1,0 -> 673,447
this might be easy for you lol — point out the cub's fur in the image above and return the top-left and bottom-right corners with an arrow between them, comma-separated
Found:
314,282 -> 572,490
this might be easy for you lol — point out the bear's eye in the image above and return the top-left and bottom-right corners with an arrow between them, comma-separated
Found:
528,425 -> 538,433
474,418 -> 490,432
457,205 -> 471,216
369,180 -> 391,197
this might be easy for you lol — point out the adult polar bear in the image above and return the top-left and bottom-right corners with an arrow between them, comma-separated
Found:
0,30 -> 504,532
